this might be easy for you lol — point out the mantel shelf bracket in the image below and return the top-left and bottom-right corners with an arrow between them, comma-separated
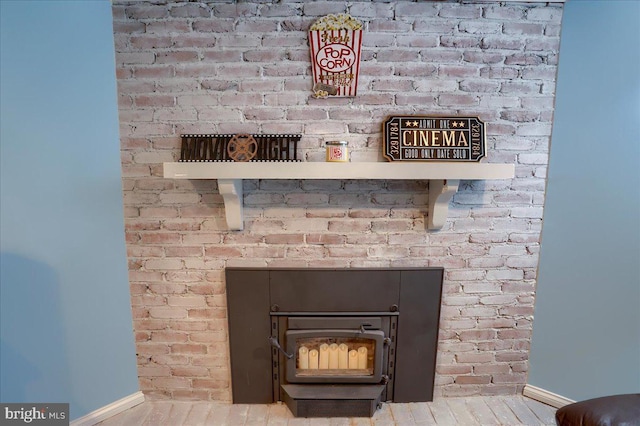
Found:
428,179 -> 460,231
217,179 -> 244,231
216,178 -> 460,232
163,162 -> 514,232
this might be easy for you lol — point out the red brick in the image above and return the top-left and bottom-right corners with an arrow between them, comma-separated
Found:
133,95 -> 176,108
151,331 -> 188,343
149,307 -> 188,319
138,366 -> 171,377
124,5 -> 168,19
437,365 -> 473,375
474,364 -> 511,375
171,390 -> 211,400
171,344 -> 207,355
492,373 -> 528,384
497,329 -> 531,340
151,377 -> 191,389
136,343 -> 170,355
164,246 -> 203,257
188,308 -> 226,320
155,51 -> 199,64
113,21 -> 146,34
171,366 -> 209,377
170,3 -> 211,18
456,352 -> 495,364
192,379 -> 229,389
455,375 -> 492,385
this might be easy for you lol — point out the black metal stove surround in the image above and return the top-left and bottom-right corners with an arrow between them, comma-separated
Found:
226,268 -> 443,418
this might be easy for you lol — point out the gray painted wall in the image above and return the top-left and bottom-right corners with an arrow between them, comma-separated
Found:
528,0 -> 640,401
0,1 -> 139,420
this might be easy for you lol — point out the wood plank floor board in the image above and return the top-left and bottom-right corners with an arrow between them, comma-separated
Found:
408,402 -> 437,425
389,403 -> 414,424
183,402 -> 213,425
349,417 -> 372,426
503,397 -> 546,426
307,419 -> 331,426
266,403 -> 291,426
166,402 -> 193,425
326,418 -> 349,426
465,397 -> 501,425
204,403 -> 230,425
96,400 -> 153,426
96,396 -> 556,425
144,403 -> 173,426
483,396 -> 524,425
371,403 -> 394,425
233,403 -> 254,424
348,417 -> 374,426
422,399 -> 457,426
524,398 -> 557,425
445,399 -> 481,426
286,417 -> 310,426
246,405 -> 269,425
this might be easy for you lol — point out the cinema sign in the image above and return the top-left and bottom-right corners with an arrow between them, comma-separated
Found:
383,116 -> 486,162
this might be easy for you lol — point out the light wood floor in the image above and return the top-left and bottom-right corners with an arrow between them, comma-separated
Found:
97,396 -> 557,425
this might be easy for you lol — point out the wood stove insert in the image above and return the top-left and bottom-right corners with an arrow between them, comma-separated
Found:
226,268 -> 443,418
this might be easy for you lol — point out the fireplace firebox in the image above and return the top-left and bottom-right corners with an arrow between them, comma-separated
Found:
283,318 -> 388,384
226,268 -> 443,418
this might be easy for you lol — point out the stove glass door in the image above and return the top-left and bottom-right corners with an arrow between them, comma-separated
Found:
286,329 -> 384,383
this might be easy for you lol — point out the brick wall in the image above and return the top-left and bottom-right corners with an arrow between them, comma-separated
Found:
112,1 -> 562,400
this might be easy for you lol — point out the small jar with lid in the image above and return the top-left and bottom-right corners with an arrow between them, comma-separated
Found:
325,141 -> 349,162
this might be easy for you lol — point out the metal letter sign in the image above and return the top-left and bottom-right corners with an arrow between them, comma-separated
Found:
180,134 -> 301,162
383,116 -> 487,162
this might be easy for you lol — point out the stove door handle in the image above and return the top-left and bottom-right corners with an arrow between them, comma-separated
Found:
269,336 -> 294,359
359,323 -> 372,333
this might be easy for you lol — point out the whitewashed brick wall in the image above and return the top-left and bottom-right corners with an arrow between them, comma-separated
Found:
112,0 -> 562,400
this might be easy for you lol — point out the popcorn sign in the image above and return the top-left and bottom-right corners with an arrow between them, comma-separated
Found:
309,14 -> 363,98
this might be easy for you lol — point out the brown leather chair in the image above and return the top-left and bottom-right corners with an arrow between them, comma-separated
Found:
555,394 -> 640,426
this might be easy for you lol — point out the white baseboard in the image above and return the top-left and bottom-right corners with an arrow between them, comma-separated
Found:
523,384 -> 575,408
70,391 -> 145,426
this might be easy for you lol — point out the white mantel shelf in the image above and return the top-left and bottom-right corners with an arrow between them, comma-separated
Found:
163,161 -> 515,231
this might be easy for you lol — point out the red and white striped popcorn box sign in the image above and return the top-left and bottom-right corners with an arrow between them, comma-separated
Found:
309,29 -> 363,97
